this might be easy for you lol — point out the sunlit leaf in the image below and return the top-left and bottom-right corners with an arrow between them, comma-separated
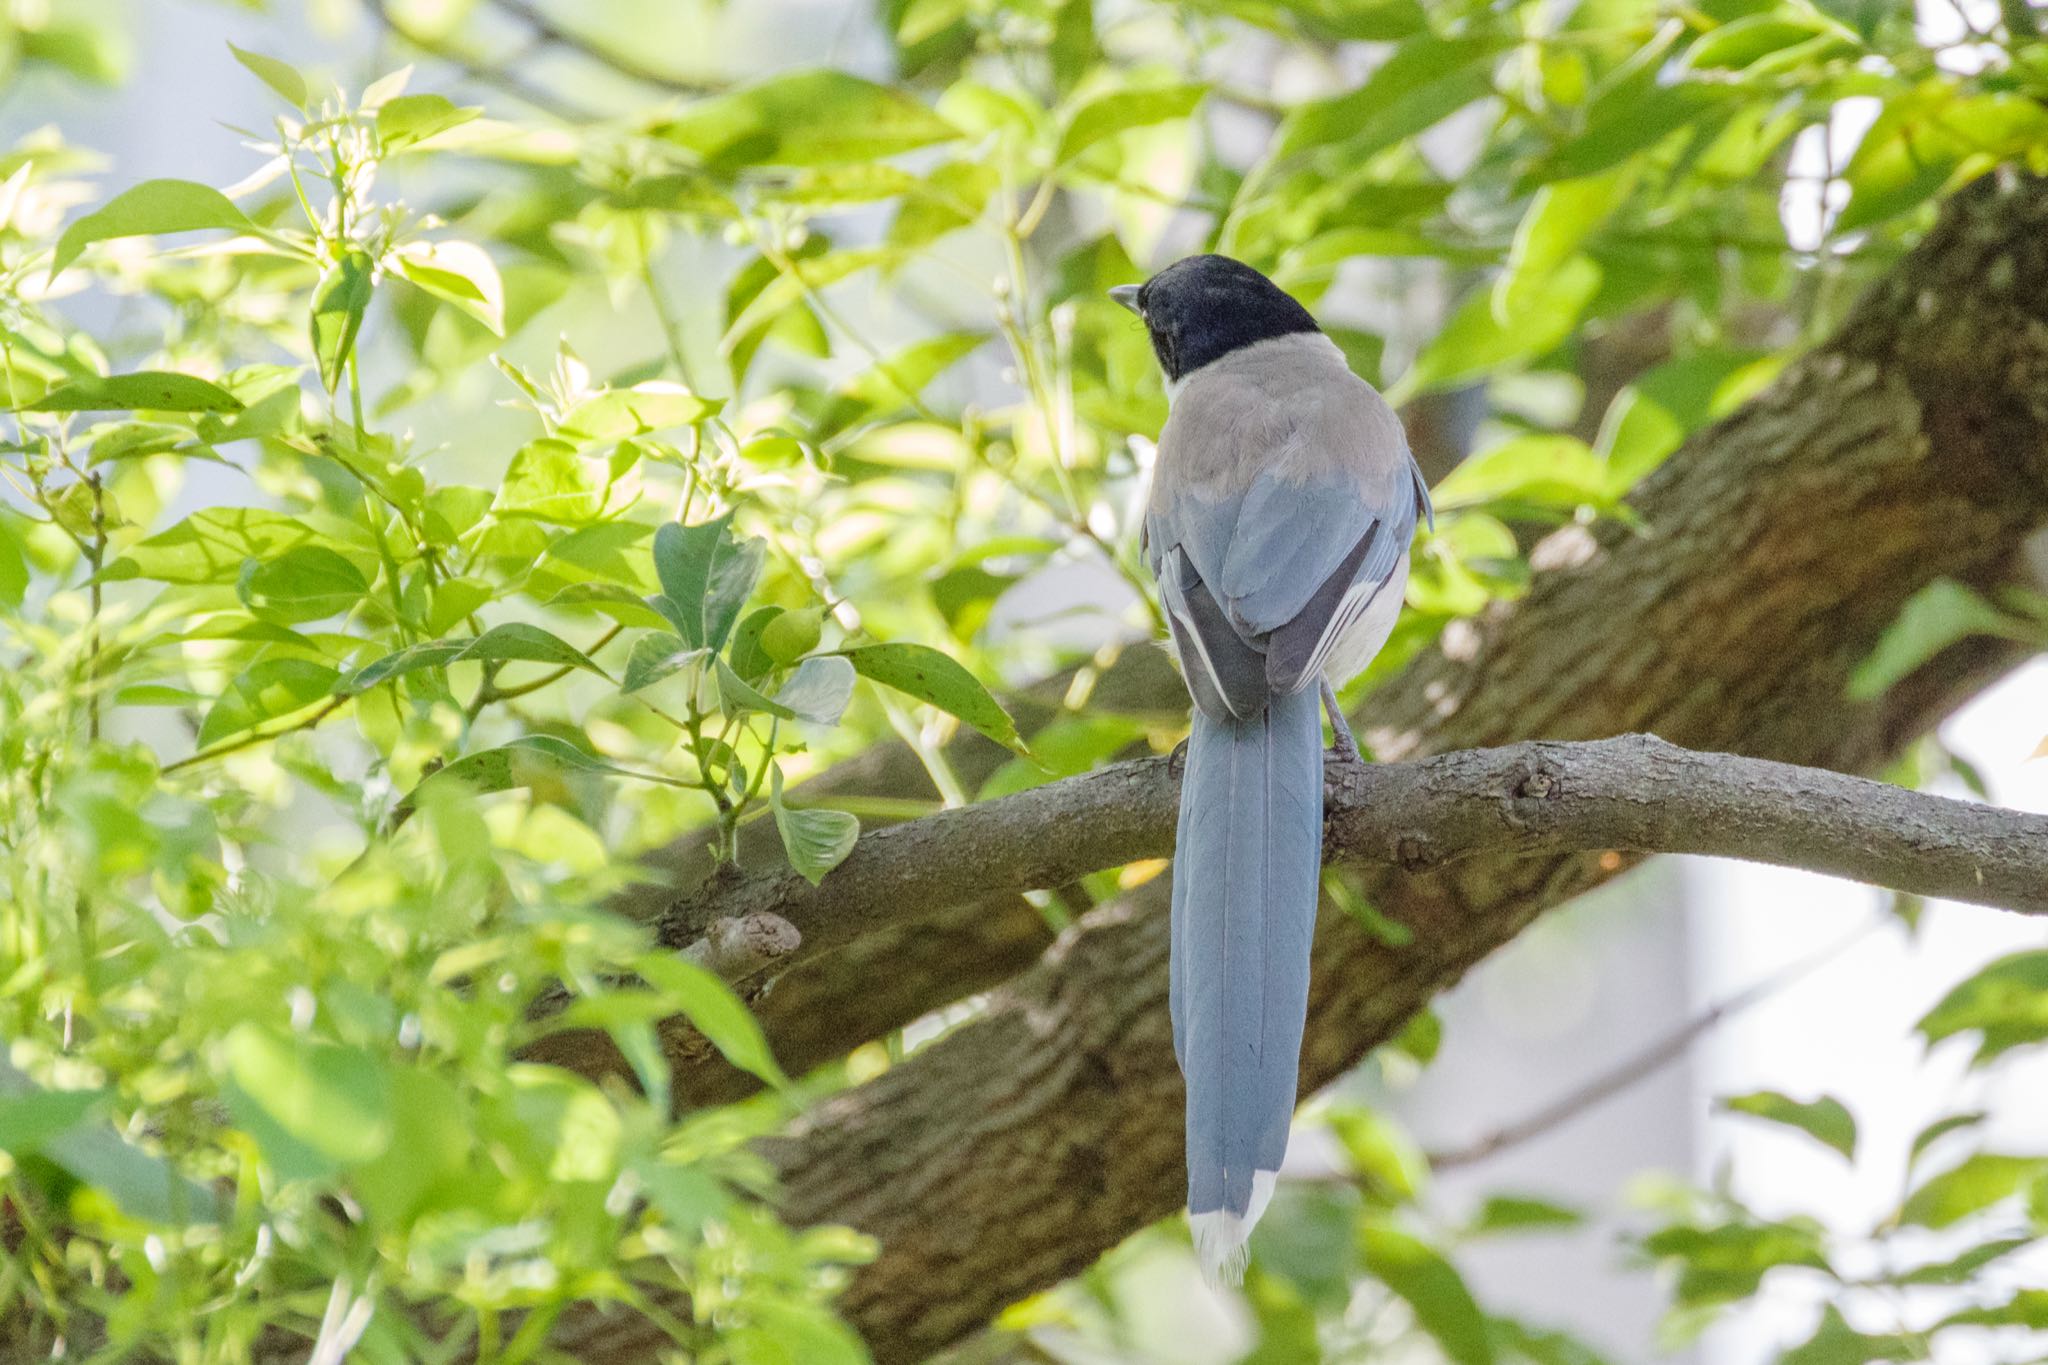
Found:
394,240 -> 504,335
1850,580 -> 2039,701
196,659 -> 340,746
1468,1195 -> 1583,1235
237,545 -> 369,624
658,69 -> 959,169
635,951 -> 789,1086
839,642 -> 1023,751
311,249 -> 375,392
1360,1222 -> 1494,1365
227,42 -> 307,108
52,178 -> 257,277
1898,1153 -> 2045,1229
376,92 -> 482,149
558,381 -> 718,440
23,371 -> 243,413
1400,257 -> 1601,396
1056,84 -> 1206,163
401,735 -> 634,807
222,1024 -> 392,1168
1719,1091 -> 1857,1160
1917,950 -> 2048,1065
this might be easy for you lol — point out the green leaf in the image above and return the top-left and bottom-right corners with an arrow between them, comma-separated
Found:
196,659 -> 340,747
311,249 -> 375,393
497,438 -> 600,524
222,1023 -> 392,1168
1938,1288 -> 2048,1329
1493,170 -> 1632,322
1327,1105 -> 1427,1204
452,622 -> 604,675
1274,34 -> 1504,162
1687,14 -> 1851,71
376,93 -> 482,149
237,545 -> 369,624
352,1069 -> 473,1228
713,657 -> 795,719
622,633 -> 703,693
759,607 -> 824,667
1468,1195 -> 1583,1235
403,735 -> 632,806
1641,1219 -> 1830,1306
652,515 -> 763,651
1782,1307 -> 1919,1365
728,1301 -> 869,1365
338,640 -> 466,694
1719,1091 -> 1857,1160
0,1087 -> 108,1154
817,331 -> 982,435
394,240 -> 505,335
1360,1223 -> 1495,1365
0,516 -> 28,609
728,606 -> 785,680
1522,85 -> 1728,188
23,371 -> 243,413
772,763 -> 860,886
104,509 -> 339,584
1898,1152 -> 2046,1229
839,643 -> 1023,751
52,178 -> 257,277
1908,1111 -> 1986,1170
1836,91 -> 2048,234
1398,257 -> 1601,396
1849,580 -> 2039,701
777,655 -> 855,725
227,42 -> 307,108
558,381 -> 717,440
1430,434 -> 1618,517
658,69 -> 959,169
635,951 -> 788,1086
1896,1235 -> 2030,1285
1917,950 -> 2048,1065
1056,83 -> 1206,163
1595,348 -> 1776,489
46,1124 -> 221,1225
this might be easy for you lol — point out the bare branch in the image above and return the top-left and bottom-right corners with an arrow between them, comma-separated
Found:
486,0 -> 722,95
1425,914 -> 1887,1169
652,733 -> 2048,989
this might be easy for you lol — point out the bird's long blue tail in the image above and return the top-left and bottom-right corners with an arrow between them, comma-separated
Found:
1170,685 -> 1323,1285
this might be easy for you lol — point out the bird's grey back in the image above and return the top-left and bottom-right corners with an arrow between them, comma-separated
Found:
1151,332 -> 1411,508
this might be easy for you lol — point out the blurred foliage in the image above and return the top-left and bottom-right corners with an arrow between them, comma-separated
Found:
1,0 -> 2046,1358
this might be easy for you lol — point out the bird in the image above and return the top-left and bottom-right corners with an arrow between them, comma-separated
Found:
1111,255 -> 1432,1285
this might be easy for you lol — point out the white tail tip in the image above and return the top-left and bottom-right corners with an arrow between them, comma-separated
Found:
1190,1170 -> 1277,1288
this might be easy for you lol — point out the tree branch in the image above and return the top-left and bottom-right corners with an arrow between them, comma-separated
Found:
645,734 -> 2048,992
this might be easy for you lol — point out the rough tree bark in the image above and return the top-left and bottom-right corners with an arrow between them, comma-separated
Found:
534,170 -> 2048,1363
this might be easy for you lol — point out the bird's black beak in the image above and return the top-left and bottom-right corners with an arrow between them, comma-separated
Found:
1108,284 -> 1142,315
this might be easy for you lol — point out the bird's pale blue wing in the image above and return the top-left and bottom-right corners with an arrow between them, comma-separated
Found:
1224,467 -> 1419,694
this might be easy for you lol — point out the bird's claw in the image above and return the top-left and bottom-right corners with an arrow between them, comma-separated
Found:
1168,737 -> 1191,779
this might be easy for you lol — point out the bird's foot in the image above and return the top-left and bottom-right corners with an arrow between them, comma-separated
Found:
1168,736 -> 1191,779
1320,678 -> 1365,768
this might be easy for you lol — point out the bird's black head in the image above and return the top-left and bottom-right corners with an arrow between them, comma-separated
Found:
1109,254 -> 1320,384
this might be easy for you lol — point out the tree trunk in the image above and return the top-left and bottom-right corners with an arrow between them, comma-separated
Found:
546,169 -> 2048,1362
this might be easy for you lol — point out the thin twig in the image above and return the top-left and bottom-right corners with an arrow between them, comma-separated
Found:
1425,914 -> 1888,1170
365,0 -> 599,121
161,696 -> 353,775
487,0 -> 721,95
